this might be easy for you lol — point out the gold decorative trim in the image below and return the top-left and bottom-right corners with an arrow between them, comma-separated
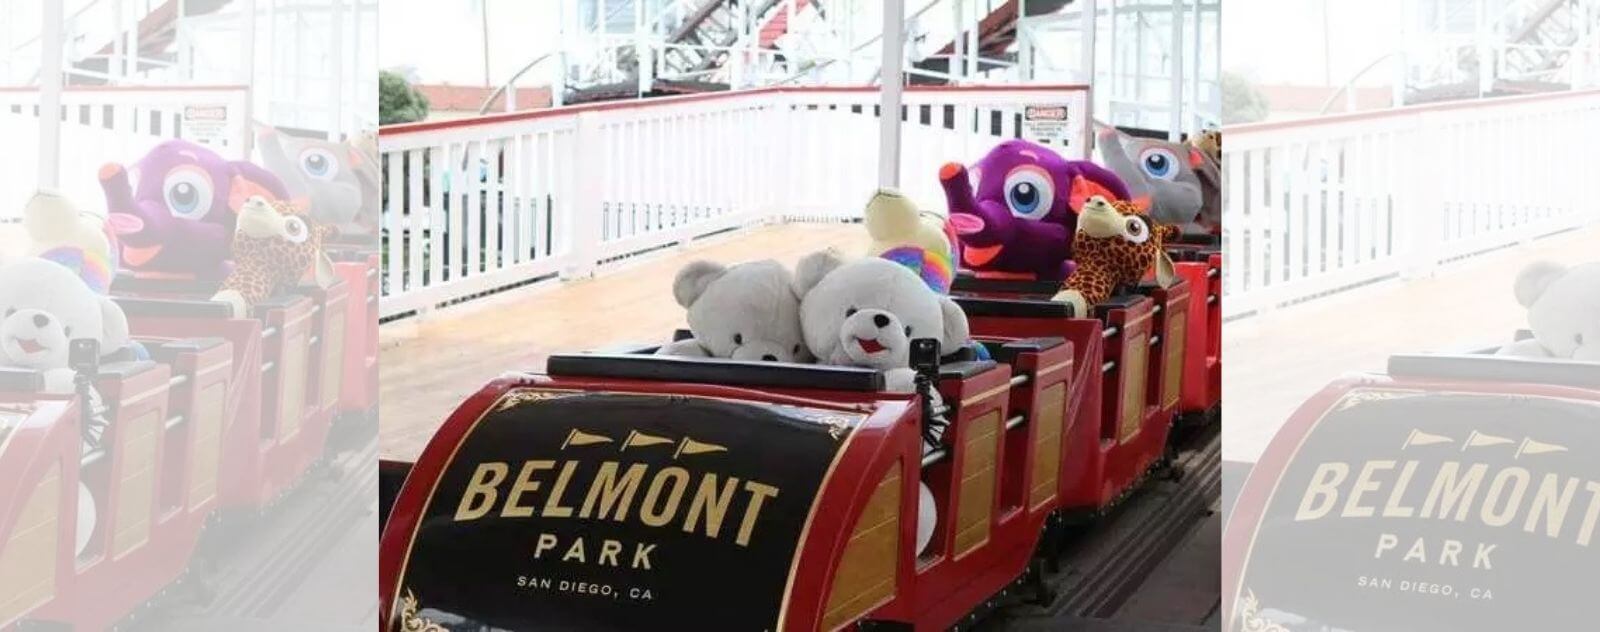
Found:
810,414 -> 860,441
1333,389 -> 1424,411
960,382 -> 1011,408
493,388 -> 580,412
397,589 -> 449,632
1236,589 -> 1289,632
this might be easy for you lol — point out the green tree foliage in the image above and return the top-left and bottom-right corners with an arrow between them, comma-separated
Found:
1222,72 -> 1270,125
380,70 -> 430,125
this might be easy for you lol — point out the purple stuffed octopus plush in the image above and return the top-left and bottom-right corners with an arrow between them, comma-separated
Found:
99,139 -> 290,281
940,139 -> 1131,280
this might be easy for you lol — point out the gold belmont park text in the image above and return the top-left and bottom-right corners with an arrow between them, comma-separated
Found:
452,459 -> 780,547
1294,459 -> 1600,547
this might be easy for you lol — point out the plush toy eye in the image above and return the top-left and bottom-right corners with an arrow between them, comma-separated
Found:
63,326 -> 72,338
283,217 -> 310,244
792,344 -> 801,354
904,326 -> 913,336
299,148 -> 340,181
1139,148 -> 1181,181
733,333 -> 743,345
3,308 -> 13,317
163,167 -> 215,220
1002,166 -> 1055,221
1123,216 -> 1151,244
1577,333 -> 1586,346
845,307 -> 858,318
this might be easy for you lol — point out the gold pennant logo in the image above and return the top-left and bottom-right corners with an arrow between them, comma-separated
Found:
1516,437 -> 1569,459
1462,430 -> 1515,450
621,430 -> 675,451
560,428 -> 613,450
675,436 -> 728,459
1401,429 -> 1453,449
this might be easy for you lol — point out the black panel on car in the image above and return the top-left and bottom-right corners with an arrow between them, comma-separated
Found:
547,353 -> 886,391
954,296 -> 1075,319
114,296 -> 236,319
1387,353 -> 1600,389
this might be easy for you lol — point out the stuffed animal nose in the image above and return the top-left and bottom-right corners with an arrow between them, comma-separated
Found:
32,314 -> 50,328
873,314 -> 891,328
761,354 -> 777,361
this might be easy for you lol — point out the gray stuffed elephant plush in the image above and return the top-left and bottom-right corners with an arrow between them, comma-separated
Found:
1097,126 -> 1220,235
256,126 -> 381,234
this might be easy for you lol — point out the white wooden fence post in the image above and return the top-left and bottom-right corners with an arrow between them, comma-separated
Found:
878,0 -> 906,188
38,1 -> 63,190
565,111 -> 604,279
1401,112 -> 1442,279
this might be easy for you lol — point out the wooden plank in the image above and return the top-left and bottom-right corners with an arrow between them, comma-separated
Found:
1223,224 -> 1600,463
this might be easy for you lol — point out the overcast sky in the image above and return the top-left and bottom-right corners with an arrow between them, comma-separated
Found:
1223,0 -> 1406,86
379,0 -> 560,86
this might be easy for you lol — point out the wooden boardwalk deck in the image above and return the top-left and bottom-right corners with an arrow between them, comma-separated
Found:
378,220 -> 1600,463
1223,224 -> 1600,462
378,222 -> 870,460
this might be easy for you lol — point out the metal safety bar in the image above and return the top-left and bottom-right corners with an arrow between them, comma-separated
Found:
169,375 -> 189,388
164,414 -> 185,430
1102,326 -> 1120,339
262,327 -> 279,339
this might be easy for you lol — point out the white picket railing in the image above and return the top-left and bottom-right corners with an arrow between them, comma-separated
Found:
0,85 -> 252,219
376,85 -> 1092,319
1221,88 -> 1600,320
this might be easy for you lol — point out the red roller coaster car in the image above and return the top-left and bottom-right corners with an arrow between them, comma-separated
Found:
378,247 -> 1223,631
0,254 -> 380,630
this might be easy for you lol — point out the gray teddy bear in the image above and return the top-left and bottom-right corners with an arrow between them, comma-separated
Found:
656,259 -> 810,362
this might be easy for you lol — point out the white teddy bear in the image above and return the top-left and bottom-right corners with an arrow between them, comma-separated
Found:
793,248 -> 972,557
794,249 -> 970,391
1497,260 -> 1600,361
656,259 -> 810,363
0,258 -> 131,392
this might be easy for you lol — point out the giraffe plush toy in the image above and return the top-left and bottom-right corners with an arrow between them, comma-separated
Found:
211,196 -> 336,318
1052,195 -> 1180,316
